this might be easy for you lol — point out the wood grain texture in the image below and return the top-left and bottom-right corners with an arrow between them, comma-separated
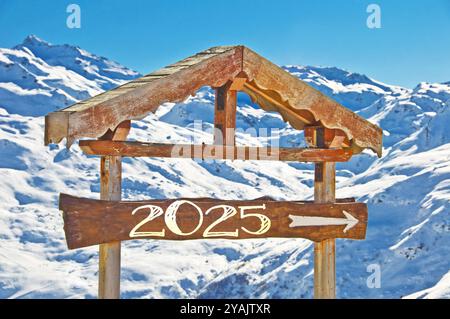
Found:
314,239 -> 335,299
46,46 -> 243,147
78,140 -> 353,162
98,155 -> 122,299
59,194 -> 368,249
214,81 -> 237,146
242,47 -> 382,157
99,120 -> 131,141
313,127 -> 337,299
44,46 -> 382,157
304,126 -> 350,149
97,121 -> 128,300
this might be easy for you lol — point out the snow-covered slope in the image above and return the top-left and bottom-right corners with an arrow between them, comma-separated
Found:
0,35 -> 139,116
283,65 -> 407,111
0,36 -> 449,299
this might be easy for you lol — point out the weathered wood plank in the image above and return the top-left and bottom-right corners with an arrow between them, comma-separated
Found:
78,140 -> 353,162
242,82 -> 315,126
47,46 -> 244,147
44,111 -> 69,145
59,194 -> 368,249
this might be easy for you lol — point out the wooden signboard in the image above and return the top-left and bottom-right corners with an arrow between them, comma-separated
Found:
44,47 -> 383,299
59,193 -> 367,249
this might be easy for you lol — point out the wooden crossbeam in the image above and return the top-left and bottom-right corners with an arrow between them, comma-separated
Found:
79,140 -> 353,162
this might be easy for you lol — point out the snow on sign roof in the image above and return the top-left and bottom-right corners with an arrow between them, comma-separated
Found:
44,46 -> 382,157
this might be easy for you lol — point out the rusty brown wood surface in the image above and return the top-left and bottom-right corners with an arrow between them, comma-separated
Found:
313,127 -> 337,299
44,46 -> 382,157
97,121 -> 129,299
59,193 -> 368,249
78,140 -> 353,162
241,47 -> 382,157
45,46 -> 242,147
304,126 -> 350,149
98,156 -> 122,299
214,81 -> 237,146
99,120 -> 131,141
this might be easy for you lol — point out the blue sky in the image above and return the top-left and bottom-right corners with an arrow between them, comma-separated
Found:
0,0 -> 449,88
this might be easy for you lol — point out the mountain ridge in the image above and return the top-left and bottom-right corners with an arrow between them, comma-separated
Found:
0,35 -> 139,116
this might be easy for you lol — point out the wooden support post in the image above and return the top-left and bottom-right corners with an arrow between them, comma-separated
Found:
313,127 -> 336,299
98,121 -> 130,299
98,156 -> 122,299
214,81 -> 237,146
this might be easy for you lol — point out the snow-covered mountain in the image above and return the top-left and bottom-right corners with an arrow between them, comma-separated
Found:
283,65 -> 408,112
0,36 -> 449,299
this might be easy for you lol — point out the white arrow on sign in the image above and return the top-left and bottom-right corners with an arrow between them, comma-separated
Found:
288,210 -> 359,233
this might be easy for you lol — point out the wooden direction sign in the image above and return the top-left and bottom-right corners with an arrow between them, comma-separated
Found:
59,193 -> 368,249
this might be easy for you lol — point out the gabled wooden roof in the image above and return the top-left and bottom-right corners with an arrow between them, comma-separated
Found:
44,46 -> 382,157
